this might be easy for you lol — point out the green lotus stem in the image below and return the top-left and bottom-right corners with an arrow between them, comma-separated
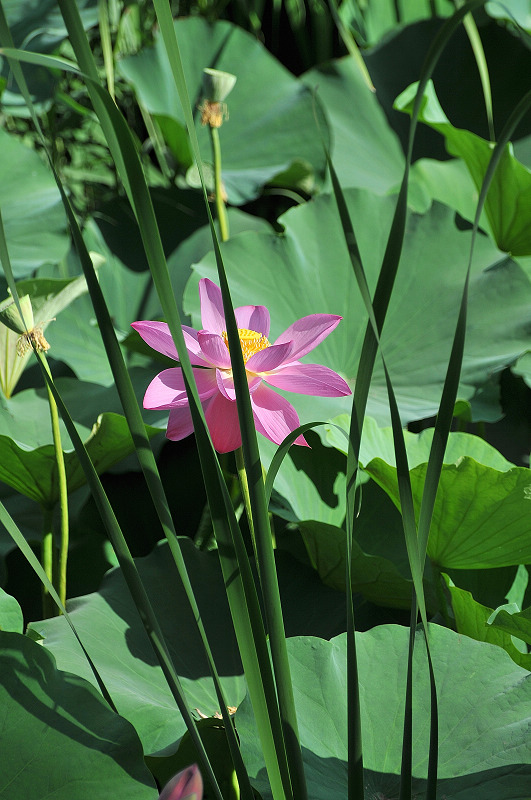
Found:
235,446 -> 256,556
42,353 -> 69,611
210,126 -> 230,242
41,504 -> 54,618
229,767 -> 240,800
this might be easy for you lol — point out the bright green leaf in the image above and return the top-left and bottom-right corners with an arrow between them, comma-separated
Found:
28,539 -> 247,756
327,415 -> 513,470
488,604 -> 531,647
0,412 -> 161,507
395,80 -> 531,255
0,371 -> 163,450
443,573 -> 531,670
366,454 -> 531,569
237,625 -> 531,798
0,129 -> 68,277
0,586 -> 23,632
29,539 -> 348,756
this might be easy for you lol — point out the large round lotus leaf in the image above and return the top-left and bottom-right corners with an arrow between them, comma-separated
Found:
184,188 -> 531,427
142,208 -> 273,323
296,457 -> 517,612
302,56 -> 405,195
29,539 -> 345,756
118,17 -> 328,204
333,420 -> 531,570
30,540 -> 245,756
236,625 -> 531,799
0,631 -> 155,799
0,129 -> 68,276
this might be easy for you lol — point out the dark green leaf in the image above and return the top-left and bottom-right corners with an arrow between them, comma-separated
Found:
0,630 -> 155,799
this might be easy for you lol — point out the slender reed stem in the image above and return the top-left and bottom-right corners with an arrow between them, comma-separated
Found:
210,126 -> 230,242
42,353 -> 69,610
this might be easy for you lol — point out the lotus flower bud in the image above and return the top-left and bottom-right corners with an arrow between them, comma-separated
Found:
158,764 -> 203,800
199,68 -> 236,127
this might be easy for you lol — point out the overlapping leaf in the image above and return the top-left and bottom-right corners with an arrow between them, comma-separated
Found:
0,374 -> 163,507
396,80 -> 531,255
29,539 -> 346,756
237,625 -> 531,799
0,412 -> 161,507
118,16 -> 328,204
330,419 -> 531,569
443,574 -> 531,670
0,273 -> 89,397
301,56 -> 405,195
184,188 -> 531,428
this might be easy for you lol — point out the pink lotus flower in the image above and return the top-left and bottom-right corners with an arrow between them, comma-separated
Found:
132,278 -> 351,453
158,764 -> 203,800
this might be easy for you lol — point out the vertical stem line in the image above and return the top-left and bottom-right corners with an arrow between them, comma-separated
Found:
210,126 -> 230,242
41,504 -> 54,618
235,446 -> 256,556
42,354 -> 69,609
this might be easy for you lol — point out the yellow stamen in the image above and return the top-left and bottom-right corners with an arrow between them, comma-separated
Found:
222,328 -> 270,364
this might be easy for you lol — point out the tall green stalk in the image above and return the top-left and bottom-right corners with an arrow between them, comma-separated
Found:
42,353 -> 69,611
200,65 -> 306,798
0,211 -> 69,616
210,126 -> 230,242
235,446 -> 256,554
41,504 -> 54,618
